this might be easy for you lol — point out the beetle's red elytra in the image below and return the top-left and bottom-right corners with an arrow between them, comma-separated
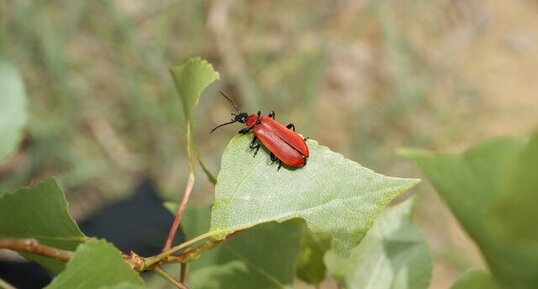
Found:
210,92 -> 309,169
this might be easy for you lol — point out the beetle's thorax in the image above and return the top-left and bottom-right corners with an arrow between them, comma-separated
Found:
245,114 -> 259,127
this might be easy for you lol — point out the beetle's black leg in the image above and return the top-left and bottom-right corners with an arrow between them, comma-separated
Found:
268,111 -> 275,119
255,111 -> 262,125
270,152 -> 278,163
239,127 -> 251,134
270,153 -> 282,170
286,123 -> 296,131
250,136 -> 261,157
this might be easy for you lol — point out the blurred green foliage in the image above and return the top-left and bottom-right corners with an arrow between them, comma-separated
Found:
404,132 -> 538,289
0,0 -> 489,199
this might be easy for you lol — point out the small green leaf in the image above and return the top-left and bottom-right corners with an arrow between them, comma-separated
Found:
296,229 -> 331,284
0,178 -> 87,272
211,135 -> 420,257
183,208 -> 303,289
45,239 -> 144,289
325,198 -> 431,289
0,58 -> 27,161
451,269 -> 500,289
169,57 -> 219,125
403,133 -> 538,289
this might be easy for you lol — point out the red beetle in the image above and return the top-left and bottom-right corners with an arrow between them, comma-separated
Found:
210,92 -> 309,169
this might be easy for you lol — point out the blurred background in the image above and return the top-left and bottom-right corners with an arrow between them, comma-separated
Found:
0,0 -> 537,288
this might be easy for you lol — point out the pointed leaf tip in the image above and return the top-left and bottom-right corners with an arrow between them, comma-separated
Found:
210,134 -> 420,257
169,57 -> 220,123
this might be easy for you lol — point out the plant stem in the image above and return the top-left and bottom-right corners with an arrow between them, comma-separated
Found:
169,230 -> 241,264
162,171 -> 195,252
145,231 -> 213,268
180,263 -> 187,283
0,238 -> 73,262
154,268 -> 189,289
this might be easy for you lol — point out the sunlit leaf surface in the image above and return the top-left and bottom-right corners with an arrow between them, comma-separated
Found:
211,134 -> 420,257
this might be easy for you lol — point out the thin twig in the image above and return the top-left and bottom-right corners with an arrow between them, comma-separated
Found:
162,171 -> 195,252
163,119 -> 198,253
154,268 -> 189,289
125,231 -> 240,272
180,263 -> 187,283
169,230 -> 241,264
145,231 -> 213,268
0,238 -> 73,263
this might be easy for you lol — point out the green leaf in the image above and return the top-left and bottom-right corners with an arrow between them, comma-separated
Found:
403,133 -> 538,289
45,239 -> 144,289
0,57 -> 27,161
296,230 -> 331,284
0,178 -> 87,272
493,132 -> 538,244
325,198 -> 431,289
451,269 -> 500,289
183,208 -> 303,289
210,134 -> 420,257
98,282 -> 145,289
169,57 -> 219,126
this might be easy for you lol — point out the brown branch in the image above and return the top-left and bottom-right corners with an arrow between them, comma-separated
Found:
0,238 -> 73,263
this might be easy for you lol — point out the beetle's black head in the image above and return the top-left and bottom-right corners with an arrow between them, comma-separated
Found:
210,92 -> 248,134
233,112 -> 248,123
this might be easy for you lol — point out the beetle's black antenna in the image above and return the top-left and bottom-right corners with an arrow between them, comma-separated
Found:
219,91 -> 240,113
210,120 -> 236,134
